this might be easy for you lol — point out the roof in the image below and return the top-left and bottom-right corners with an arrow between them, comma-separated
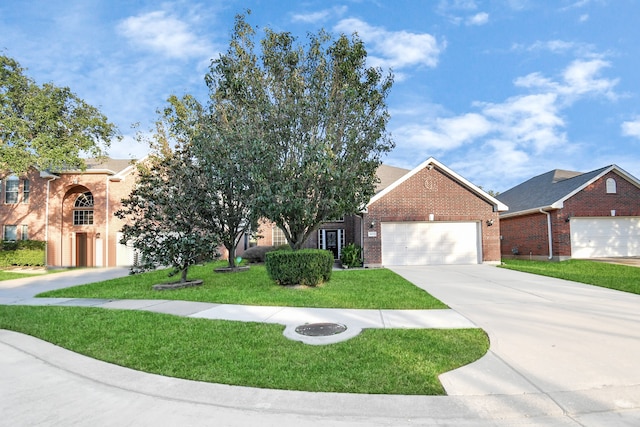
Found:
368,157 -> 508,211
375,164 -> 410,193
39,158 -> 138,181
497,164 -> 640,217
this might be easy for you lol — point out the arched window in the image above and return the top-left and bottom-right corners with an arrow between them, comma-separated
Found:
73,192 -> 94,225
606,178 -> 617,194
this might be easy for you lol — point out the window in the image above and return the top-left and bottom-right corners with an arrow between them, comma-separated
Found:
21,225 -> 28,240
22,179 -> 30,203
3,225 -> 17,241
5,176 -> 18,204
606,178 -> 617,194
73,192 -> 94,225
272,227 -> 288,246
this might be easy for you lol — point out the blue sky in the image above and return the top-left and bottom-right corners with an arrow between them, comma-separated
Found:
2,0 -> 640,192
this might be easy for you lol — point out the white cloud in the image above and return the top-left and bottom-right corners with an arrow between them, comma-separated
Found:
579,13 -> 589,22
467,12 -> 489,25
333,18 -> 443,71
291,6 -> 347,23
560,58 -> 618,100
117,10 -> 212,59
622,117 -> 640,139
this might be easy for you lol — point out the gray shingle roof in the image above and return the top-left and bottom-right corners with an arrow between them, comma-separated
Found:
375,164 -> 410,193
497,166 -> 612,215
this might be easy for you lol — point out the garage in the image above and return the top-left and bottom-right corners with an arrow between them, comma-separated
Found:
571,217 -> 640,258
381,222 -> 481,265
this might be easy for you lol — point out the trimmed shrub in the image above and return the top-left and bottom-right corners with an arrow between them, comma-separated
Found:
0,240 -> 46,267
242,244 -> 292,263
340,243 -> 362,268
265,249 -> 333,286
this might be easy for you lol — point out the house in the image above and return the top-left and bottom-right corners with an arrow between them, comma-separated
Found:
0,159 -> 138,268
497,165 -> 640,260
250,157 -> 508,266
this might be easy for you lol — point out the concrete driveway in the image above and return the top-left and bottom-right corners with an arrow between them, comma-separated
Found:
389,265 -> 640,417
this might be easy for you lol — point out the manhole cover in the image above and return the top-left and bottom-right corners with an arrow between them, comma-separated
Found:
295,322 -> 347,337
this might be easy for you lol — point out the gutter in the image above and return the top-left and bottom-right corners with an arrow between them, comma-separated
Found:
539,208 -> 553,260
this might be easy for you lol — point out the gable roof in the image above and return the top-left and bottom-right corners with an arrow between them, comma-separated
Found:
498,164 -> 640,217
375,164 -> 410,193
367,157 -> 508,211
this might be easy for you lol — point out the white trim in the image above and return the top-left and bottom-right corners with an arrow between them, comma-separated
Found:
367,157 -> 508,211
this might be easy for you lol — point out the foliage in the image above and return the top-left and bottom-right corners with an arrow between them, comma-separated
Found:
241,245 -> 280,263
0,248 -> 44,267
0,305 -> 489,395
340,243 -> 362,268
115,135 -> 220,283
500,259 -> 640,295
208,13 -> 394,250
265,249 -> 333,286
0,54 -> 118,174
0,240 -> 46,251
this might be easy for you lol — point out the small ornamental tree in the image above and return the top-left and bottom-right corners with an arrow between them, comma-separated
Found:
0,54 -> 118,174
115,113 -> 220,283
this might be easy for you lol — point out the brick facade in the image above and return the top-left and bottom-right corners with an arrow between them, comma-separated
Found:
363,164 -> 501,266
1,161 -> 136,268
500,171 -> 640,260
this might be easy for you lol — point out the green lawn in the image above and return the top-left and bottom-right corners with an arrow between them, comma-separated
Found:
500,259 -> 640,295
0,305 -> 488,395
39,263 -> 447,309
0,270 -> 40,281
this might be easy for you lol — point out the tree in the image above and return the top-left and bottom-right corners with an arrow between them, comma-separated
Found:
115,110 -> 220,283
167,92 -> 259,269
0,54 -> 118,174
208,14 -> 394,249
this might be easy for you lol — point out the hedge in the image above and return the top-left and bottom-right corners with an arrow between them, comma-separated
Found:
0,240 -> 46,267
265,249 -> 333,286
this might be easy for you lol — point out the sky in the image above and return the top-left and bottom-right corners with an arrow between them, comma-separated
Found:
2,0 -> 640,192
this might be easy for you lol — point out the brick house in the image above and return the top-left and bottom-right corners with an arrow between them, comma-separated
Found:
251,157 -> 507,266
0,159 -> 138,268
497,165 -> 640,260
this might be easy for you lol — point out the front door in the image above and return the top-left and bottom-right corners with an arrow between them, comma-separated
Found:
326,230 -> 339,259
76,233 -> 88,267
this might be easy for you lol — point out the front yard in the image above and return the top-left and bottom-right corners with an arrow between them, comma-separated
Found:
0,263 -> 488,395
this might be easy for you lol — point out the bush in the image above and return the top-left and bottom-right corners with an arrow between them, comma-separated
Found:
265,249 -> 333,286
340,243 -> 362,268
242,244 -> 292,263
0,240 -> 46,267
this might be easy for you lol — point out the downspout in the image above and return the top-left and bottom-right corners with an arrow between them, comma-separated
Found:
105,177 -> 109,267
539,208 -> 553,260
44,175 -> 59,267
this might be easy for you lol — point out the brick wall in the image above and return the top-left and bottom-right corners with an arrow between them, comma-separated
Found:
363,165 -> 501,266
500,171 -> 640,259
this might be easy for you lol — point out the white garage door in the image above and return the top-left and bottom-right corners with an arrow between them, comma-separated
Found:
571,217 -> 640,258
381,222 -> 480,265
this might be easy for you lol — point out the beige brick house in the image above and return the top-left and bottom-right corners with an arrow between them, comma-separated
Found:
250,157 -> 508,267
0,159 -> 138,267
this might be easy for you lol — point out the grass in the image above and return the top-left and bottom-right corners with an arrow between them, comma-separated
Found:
39,262 -> 447,309
500,259 -> 640,295
0,270 -> 41,281
0,305 -> 488,395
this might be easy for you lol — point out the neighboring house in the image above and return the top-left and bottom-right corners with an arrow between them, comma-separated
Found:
0,158 -> 138,268
250,157 -> 507,266
497,165 -> 640,260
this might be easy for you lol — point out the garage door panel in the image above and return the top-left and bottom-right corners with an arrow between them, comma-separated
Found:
571,217 -> 640,258
381,222 -> 479,265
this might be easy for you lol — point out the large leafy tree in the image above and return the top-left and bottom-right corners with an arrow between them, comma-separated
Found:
0,54 -> 118,174
210,14 -> 394,249
115,108 -> 220,283
167,93 -> 259,269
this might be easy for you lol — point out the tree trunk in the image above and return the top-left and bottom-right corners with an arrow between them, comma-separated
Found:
180,267 -> 188,283
226,243 -> 236,268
